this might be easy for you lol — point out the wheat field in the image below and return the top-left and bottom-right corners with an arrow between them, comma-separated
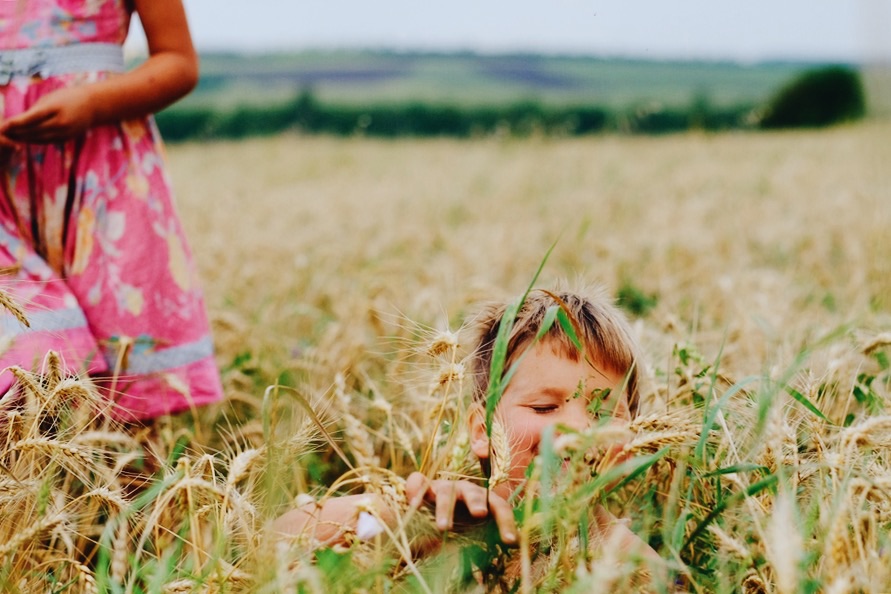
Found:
2,121 -> 890,592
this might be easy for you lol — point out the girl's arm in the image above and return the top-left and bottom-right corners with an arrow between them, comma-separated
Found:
0,0 -> 198,144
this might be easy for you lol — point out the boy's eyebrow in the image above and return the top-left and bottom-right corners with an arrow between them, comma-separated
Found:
515,386 -> 570,400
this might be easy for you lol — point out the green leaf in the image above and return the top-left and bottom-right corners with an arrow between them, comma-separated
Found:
603,448 -> 669,495
702,463 -> 771,478
535,305 -> 560,342
316,547 -> 354,574
572,449 -> 669,502
787,387 -> 830,423
556,307 -> 583,351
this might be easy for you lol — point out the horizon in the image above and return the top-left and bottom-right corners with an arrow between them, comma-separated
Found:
187,46 -> 866,67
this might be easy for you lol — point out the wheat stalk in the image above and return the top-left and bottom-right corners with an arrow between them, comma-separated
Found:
11,437 -> 97,469
0,512 -> 66,558
227,446 -> 265,488
0,288 -> 29,328
111,518 -> 130,584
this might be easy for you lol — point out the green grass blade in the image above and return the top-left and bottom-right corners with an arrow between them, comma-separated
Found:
684,474 -> 778,549
787,387 -> 830,423
556,307 -> 583,351
485,239 -> 559,437
603,448 -> 670,495
694,375 -> 759,459
702,463 -> 771,478
537,425 -> 559,536
535,305 -> 560,342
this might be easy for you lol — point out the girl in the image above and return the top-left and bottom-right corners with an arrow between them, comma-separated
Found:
0,0 -> 222,420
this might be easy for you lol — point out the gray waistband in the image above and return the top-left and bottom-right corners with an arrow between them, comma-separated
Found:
0,43 -> 124,84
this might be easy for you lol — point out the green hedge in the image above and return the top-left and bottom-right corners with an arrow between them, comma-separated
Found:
154,89 -> 756,142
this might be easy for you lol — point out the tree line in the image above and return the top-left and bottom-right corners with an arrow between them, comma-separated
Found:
156,66 -> 865,142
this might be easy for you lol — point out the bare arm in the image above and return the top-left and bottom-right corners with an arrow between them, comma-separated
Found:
271,494 -> 395,546
271,473 -> 518,548
95,0 -> 199,122
0,0 -> 198,144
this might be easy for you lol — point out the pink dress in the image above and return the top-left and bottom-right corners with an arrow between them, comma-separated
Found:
0,0 -> 223,420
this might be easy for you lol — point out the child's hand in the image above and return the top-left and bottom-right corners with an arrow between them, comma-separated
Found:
1,86 -> 96,144
0,116 -> 16,154
405,471 -> 517,545
0,130 -> 15,166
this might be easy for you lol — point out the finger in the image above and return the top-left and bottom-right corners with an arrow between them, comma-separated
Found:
5,119 -> 60,138
4,108 -> 56,133
433,482 -> 459,531
485,491 -> 518,545
405,472 -> 432,509
0,134 -> 18,149
5,130 -> 61,145
5,124 -> 69,145
455,483 -> 490,517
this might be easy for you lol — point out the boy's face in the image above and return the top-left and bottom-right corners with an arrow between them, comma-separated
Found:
471,339 -> 630,499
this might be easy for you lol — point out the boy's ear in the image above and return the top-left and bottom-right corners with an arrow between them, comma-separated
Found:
468,402 -> 490,459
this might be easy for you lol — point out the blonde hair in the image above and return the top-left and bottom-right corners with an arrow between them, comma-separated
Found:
468,285 -> 642,416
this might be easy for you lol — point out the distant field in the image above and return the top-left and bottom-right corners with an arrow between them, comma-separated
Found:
183,50 -> 814,109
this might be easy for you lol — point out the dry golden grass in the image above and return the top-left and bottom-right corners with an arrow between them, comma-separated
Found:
171,121 -> 891,388
1,120 -> 890,592
171,121 -> 891,592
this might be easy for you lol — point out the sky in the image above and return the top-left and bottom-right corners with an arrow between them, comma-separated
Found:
127,1 -> 891,64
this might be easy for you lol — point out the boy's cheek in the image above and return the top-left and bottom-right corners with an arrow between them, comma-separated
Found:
505,419 -> 544,454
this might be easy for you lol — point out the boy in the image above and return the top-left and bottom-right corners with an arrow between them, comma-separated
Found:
273,285 -> 658,570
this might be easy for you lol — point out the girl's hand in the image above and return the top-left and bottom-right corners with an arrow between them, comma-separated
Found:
1,0 -> 198,145
2,86 -> 96,144
0,0 -> 196,145
0,126 -> 16,164
405,471 -> 518,545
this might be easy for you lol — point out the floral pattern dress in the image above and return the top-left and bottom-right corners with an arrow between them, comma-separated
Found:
0,0 -> 223,420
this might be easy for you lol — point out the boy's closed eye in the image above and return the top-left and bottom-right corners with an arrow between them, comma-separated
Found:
520,387 -> 567,414
529,404 -> 560,414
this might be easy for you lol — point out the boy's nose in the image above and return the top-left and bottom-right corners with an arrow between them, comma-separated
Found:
558,409 -> 591,433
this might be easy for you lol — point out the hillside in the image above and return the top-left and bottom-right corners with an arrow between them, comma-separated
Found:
183,50 -> 813,109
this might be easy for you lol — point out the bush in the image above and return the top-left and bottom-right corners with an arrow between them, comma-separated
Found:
154,107 -> 216,142
759,66 -> 866,129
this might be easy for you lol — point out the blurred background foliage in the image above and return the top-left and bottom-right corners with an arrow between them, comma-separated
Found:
759,66 -> 866,128
154,52 -> 869,141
